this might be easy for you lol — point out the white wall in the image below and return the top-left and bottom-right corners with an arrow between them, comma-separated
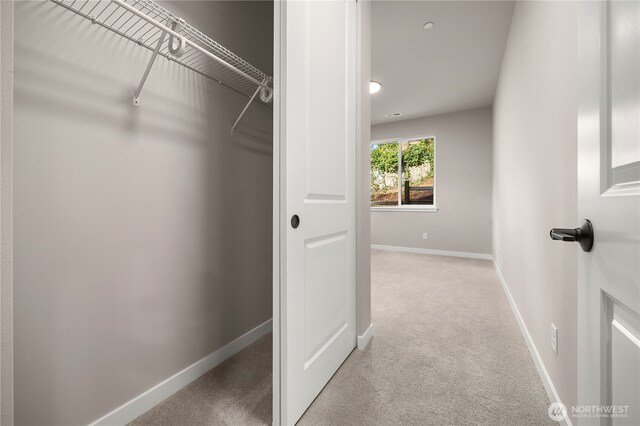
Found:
13,2 -> 272,424
493,0 -> 578,416
370,107 -> 493,255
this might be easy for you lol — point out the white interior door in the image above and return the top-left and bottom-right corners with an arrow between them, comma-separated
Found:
578,2 -> 640,425
274,0 -> 357,424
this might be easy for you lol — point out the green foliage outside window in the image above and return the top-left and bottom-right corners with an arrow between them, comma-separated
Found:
401,139 -> 434,178
370,138 -> 435,206
370,142 -> 399,174
370,139 -> 434,178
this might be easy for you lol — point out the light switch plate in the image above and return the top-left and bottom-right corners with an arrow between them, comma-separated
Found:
551,323 -> 558,355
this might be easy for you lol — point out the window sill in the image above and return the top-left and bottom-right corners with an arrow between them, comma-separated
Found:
370,206 -> 439,213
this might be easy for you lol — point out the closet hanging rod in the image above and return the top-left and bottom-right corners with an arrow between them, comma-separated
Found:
50,0 -> 273,104
109,0 -> 272,93
50,0 -> 272,134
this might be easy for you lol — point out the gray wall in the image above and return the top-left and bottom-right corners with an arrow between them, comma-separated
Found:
370,107 -> 493,255
356,0 -> 372,338
13,2 -> 272,425
1,1 -> 15,424
493,0 -> 578,416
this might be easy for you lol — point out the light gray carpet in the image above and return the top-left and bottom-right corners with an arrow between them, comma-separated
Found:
128,333 -> 272,426
130,250 -> 554,425
298,250 -> 554,425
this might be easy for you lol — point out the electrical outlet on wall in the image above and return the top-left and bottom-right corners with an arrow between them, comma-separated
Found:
551,323 -> 558,355
422,233 -> 428,240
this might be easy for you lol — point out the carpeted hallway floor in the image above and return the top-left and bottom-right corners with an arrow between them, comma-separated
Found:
130,250 -> 554,425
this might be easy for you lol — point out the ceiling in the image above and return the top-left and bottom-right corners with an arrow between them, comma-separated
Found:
371,1 -> 515,124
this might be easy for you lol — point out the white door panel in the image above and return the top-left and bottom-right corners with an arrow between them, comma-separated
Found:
610,0 -> 640,171
276,0 -> 357,424
578,2 -> 640,425
610,300 -> 640,425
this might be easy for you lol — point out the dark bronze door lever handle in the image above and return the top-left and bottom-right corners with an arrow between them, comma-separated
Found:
550,219 -> 594,252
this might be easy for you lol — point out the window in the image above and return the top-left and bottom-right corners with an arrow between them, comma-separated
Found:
370,137 -> 436,209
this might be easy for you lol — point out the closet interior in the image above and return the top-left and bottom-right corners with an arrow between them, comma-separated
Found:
13,0 -> 274,424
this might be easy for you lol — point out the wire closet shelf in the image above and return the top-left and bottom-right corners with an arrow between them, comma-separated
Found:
51,0 -> 273,132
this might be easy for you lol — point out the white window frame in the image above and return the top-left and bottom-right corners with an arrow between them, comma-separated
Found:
370,135 -> 438,212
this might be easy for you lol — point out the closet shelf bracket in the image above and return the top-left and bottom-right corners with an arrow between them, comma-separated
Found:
231,77 -> 272,135
133,28 -> 167,106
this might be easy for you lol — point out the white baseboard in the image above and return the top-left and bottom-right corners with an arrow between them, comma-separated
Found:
371,244 -> 492,260
90,319 -> 273,426
357,323 -> 373,350
492,260 -> 572,426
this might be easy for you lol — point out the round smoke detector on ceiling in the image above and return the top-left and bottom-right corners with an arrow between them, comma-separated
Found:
423,22 -> 434,30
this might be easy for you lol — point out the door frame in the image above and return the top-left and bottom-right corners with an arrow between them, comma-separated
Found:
272,0 -> 283,423
272,0 -> 372,424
